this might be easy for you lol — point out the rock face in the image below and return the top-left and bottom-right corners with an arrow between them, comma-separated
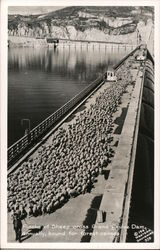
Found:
8,6 -> 154,46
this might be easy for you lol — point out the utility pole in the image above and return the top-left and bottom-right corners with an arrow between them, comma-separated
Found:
136,29 -> 139,45
136,28 -> 141,45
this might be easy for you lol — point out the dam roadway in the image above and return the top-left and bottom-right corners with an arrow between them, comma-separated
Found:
7,45 -> 154,242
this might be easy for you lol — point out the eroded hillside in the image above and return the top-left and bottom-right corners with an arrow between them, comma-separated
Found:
8,6 -> 154,45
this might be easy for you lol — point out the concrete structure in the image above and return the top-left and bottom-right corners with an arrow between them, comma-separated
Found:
7,45 -> 154,243
91,50 -> 154,243
8,35 -> 137,50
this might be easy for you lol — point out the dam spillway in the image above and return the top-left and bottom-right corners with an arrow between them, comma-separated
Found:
7,45 -> 154,243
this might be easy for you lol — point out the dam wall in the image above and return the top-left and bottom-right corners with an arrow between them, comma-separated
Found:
8,35 -> 137,49
7,45 -> 154,243
91,51 -> 154,243
126,57 -> 154,242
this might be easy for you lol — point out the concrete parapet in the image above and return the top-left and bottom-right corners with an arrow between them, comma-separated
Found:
126,58 -> 154,241
91,68 -> 144,242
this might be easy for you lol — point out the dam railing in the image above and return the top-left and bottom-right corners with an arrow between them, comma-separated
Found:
8,75 -> 104,167
7,44 -> 141,168
113,44 -> 140,70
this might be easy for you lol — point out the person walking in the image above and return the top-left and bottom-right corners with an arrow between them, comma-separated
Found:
11,204 -> 27,242
12,205 -> 23,242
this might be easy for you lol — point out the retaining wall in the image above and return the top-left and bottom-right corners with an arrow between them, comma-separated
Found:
91,54 -> 154,243
126,58 -> 154,242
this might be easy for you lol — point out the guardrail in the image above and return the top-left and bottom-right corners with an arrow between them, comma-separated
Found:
8,44 -> 141,168
113,44 -> 141,70
8,74 -> 104,167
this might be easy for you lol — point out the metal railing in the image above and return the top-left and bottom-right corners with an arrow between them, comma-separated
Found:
8,45 -> 141,167
113,45 -> 141,70
8,75 -> 104,166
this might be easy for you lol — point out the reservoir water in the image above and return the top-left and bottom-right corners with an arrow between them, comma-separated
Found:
8,45 -> 132,147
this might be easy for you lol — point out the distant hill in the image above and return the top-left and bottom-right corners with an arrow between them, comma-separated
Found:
8,6 -> 154,44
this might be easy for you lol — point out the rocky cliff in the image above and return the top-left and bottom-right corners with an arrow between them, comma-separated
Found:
8,6 -> 154,45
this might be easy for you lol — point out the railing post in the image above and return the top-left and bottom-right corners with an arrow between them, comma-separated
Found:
8,45 -> 140,168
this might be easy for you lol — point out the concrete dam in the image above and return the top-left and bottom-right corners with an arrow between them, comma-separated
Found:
7,44 -> 154,243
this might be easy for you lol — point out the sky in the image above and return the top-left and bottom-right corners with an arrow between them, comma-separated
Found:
8,6 -> 65,15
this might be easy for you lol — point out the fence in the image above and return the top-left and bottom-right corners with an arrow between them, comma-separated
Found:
8,74 -> 104,167
8,45 -> 141,168
113,44 -> 141,70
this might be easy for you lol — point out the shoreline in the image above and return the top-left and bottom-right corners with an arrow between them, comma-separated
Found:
8,35 -> 138,48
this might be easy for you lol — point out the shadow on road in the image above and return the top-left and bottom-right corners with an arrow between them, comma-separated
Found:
81,195 -> 102,242
21,225 -> 43,242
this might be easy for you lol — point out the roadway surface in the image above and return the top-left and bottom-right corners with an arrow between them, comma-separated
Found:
8,56 -> 141,242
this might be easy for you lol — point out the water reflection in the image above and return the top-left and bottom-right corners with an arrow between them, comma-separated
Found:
8,46 -> 131,146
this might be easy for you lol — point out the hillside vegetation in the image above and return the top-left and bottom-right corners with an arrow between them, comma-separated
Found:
8,6 -> 154,44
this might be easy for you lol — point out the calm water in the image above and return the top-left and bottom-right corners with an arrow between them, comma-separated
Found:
8,46 -> 131,146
